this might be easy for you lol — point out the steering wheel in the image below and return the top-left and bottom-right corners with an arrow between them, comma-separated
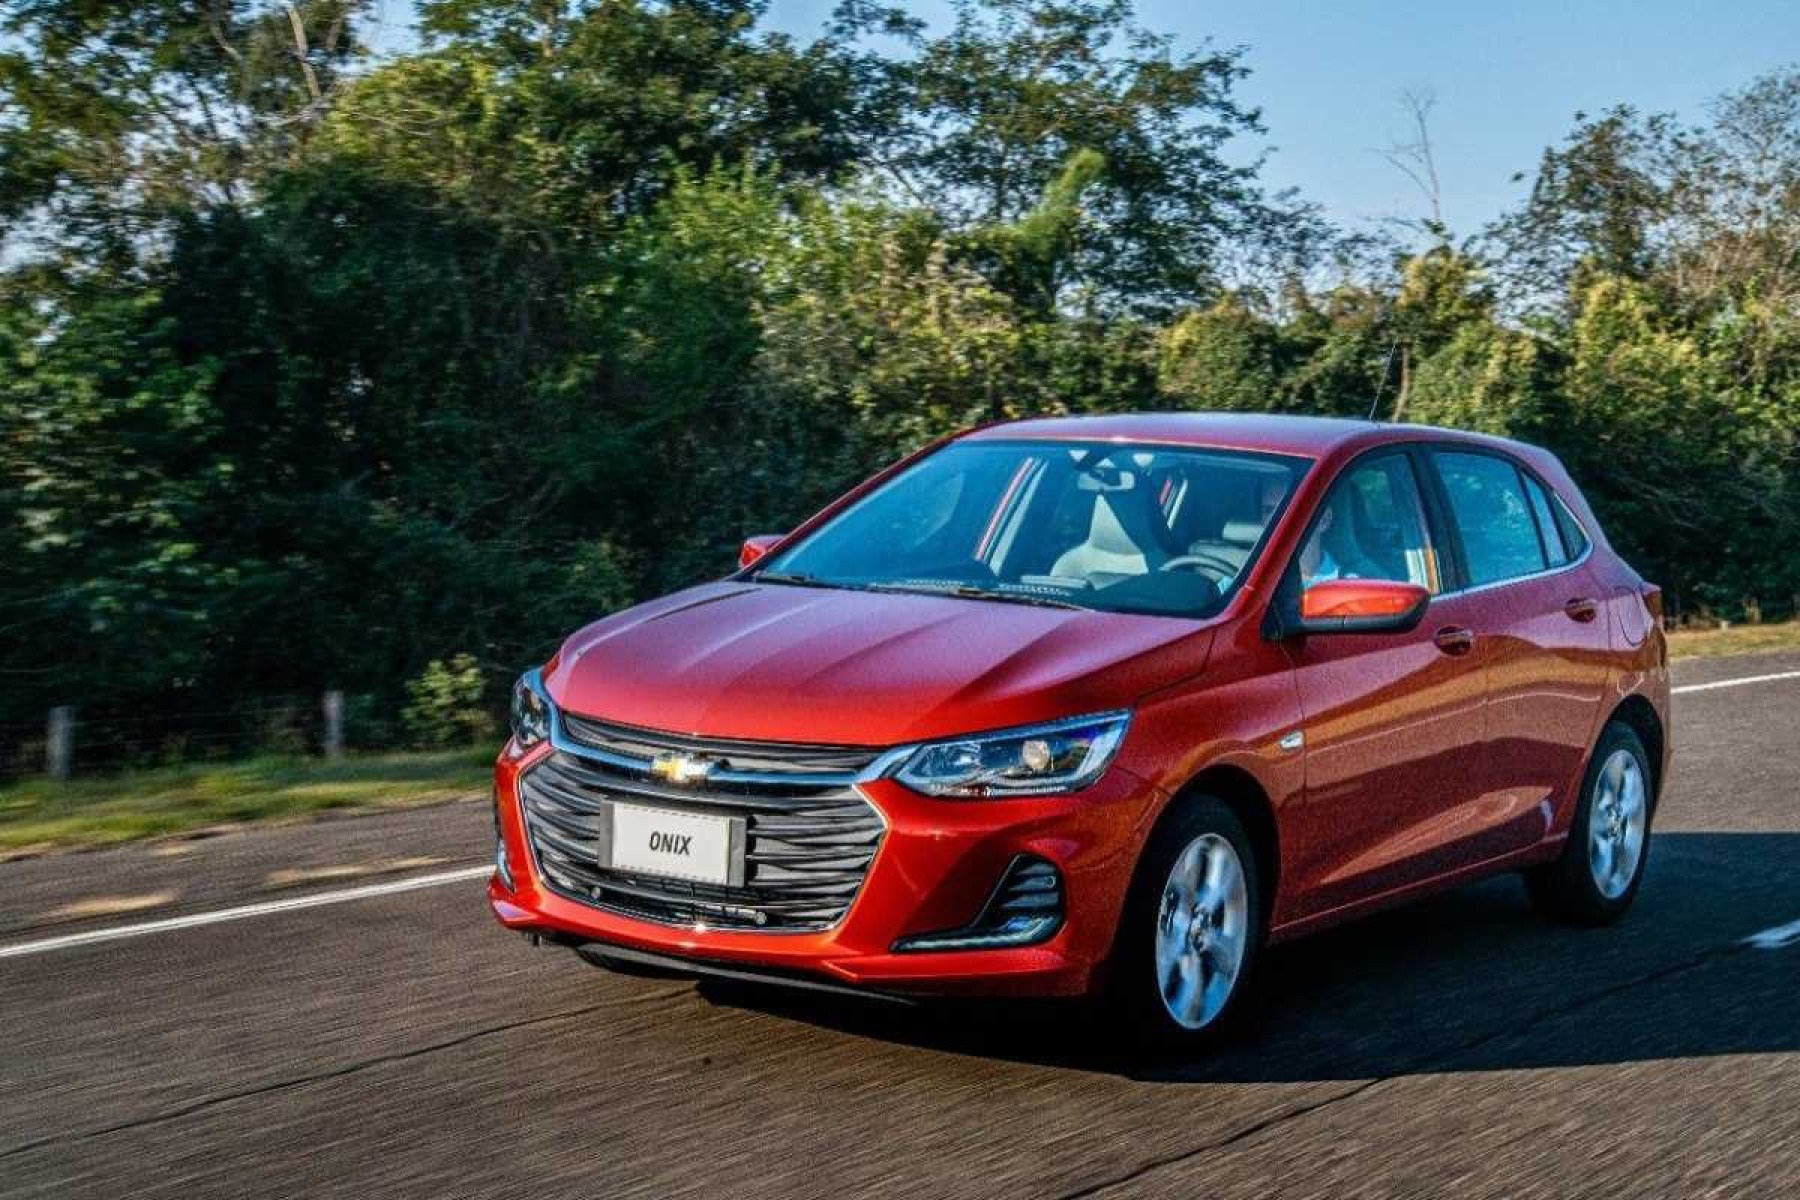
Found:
1159,551 -> 1240,577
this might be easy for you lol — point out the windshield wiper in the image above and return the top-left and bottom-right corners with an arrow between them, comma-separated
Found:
867,581 -> 1090,611
754,571 -> 856,591
985,590 -> 1091,612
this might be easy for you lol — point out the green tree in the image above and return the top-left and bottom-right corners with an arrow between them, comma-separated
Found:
1555,276 -> 1796,613
332,0 -> 900,238
12,4 -> 1800,769
0,1 -> 369,269
1485,107 -> 1676,312
876,0 -> 1327,311
1406,324 -> 1548,437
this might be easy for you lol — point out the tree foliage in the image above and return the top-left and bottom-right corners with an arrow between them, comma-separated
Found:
878,0 -> 1294,310
2,2 -> 1797,760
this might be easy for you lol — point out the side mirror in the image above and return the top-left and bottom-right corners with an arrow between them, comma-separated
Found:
738,534 -> 784,570
1293,579 -> 1430,636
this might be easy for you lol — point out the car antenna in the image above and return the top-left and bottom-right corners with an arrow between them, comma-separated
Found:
1366,338 -> 1400,422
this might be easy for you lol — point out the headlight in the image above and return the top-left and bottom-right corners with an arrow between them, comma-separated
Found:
511,670 -> 553,749
893,711 -> 1130,798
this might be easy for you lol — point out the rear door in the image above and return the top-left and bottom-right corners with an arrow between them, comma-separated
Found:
1280,448 -> 1493,920
1426,448 -> 1613,849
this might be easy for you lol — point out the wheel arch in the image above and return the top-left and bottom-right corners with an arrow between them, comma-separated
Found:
1168,763 -> 1281,926
1607,693 -> 1666,804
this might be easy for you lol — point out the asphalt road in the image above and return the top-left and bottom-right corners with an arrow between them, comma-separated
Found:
3,654 -> 1799,1199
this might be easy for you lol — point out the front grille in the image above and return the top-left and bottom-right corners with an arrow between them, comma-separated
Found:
562,713 -> 880,776
519,719 -> 887,932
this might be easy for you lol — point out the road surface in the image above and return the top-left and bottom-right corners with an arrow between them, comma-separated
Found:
3,653 -> 1798,1198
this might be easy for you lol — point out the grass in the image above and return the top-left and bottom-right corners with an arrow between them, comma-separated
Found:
0,748 -> 492,858
1666,619 -> 1800,660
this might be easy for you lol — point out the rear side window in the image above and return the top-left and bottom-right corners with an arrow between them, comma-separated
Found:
1433,451 -> 1548,586
1522,474 -> 1570,567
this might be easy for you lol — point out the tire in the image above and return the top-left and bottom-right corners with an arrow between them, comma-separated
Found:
1108,795 -> 1264,1049
1526,721 -> 1655,925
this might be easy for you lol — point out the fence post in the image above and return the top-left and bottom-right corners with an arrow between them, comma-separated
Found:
322,690 -> 345,761
46,706 -> 74,781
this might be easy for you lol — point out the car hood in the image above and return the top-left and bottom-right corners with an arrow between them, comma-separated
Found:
543,582 -> 1216,746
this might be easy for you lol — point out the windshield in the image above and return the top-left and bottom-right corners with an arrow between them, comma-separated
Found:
755,440 -> 1309,617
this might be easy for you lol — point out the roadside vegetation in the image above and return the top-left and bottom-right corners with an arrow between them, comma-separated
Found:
1667,621 -> 1800,660
0,750 -> 491,858
2,1 -> 1797,777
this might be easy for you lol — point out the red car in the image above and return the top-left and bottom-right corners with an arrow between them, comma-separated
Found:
490,414 -> 1669,1044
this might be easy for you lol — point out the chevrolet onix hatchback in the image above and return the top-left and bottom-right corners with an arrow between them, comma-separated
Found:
489,414 -> 1669,1044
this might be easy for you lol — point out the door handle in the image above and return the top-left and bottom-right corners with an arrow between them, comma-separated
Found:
1433,626 -> 1476,657
1564,597 -> 1599,623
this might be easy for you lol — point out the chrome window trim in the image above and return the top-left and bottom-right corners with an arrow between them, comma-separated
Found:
1422,444 -> 1598,600
1428,537 -> 1595,602
1550,491 -> 1593,559
1265,437 -> 1603,617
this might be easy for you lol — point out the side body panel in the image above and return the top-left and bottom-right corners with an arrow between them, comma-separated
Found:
1279,588 -> 1494,921
1474,562 -> 1616,837
1121,612 -> 1309,926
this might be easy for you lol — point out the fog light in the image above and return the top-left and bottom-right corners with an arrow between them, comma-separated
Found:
892,856 -> 1063,952
494,835 -> 515,891
492,788 -> 516,892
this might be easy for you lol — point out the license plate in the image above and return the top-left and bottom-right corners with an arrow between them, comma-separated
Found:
604,802 -> 742,887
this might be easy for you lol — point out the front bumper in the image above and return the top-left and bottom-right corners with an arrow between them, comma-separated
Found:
487,747 -> 1163,999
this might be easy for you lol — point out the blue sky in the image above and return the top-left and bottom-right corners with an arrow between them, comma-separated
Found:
371,1 -> 1800,237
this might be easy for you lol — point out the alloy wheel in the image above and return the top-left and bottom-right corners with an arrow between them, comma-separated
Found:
1154,832 -> 1250,1030
1588,748 -> 1648,901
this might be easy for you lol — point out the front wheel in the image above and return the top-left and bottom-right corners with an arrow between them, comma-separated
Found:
1109,796 -> 1263,1048
1526,722 -> 1654,924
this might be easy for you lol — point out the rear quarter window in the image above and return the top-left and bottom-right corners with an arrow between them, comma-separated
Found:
1522,473 -> 1571,567
1551,492 -> 1591,560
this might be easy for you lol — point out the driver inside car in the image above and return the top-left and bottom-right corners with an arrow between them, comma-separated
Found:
1300,501 -> 1345,586
1297,483 -> 1404,588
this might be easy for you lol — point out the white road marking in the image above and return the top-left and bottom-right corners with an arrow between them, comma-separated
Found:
1673,669 -> 1800,695
0,865 -> 490,961
1745,918 -> 1800,951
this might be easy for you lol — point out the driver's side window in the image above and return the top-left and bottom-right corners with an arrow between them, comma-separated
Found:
1297,455 -> 1439,592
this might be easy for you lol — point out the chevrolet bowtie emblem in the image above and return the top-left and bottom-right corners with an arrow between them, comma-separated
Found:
649,751 -> 716,787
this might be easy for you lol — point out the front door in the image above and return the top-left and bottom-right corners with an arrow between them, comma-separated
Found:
1279,449 -> 1492,921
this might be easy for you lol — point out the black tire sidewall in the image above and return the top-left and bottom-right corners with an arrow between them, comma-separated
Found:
1536,722 -> 1654,923
1109,794 -> 1264,1049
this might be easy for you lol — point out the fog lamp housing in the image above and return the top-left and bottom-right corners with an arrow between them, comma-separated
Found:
893,856 -> 1064,952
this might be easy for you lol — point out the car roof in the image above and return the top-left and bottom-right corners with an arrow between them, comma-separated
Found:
960,412 -> 1545,463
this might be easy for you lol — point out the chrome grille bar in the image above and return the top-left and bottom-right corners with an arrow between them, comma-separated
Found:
520,718 -> 890,932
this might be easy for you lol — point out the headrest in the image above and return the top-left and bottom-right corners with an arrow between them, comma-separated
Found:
1221,519 -> 1264,546
1086,494 -> 1143,555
